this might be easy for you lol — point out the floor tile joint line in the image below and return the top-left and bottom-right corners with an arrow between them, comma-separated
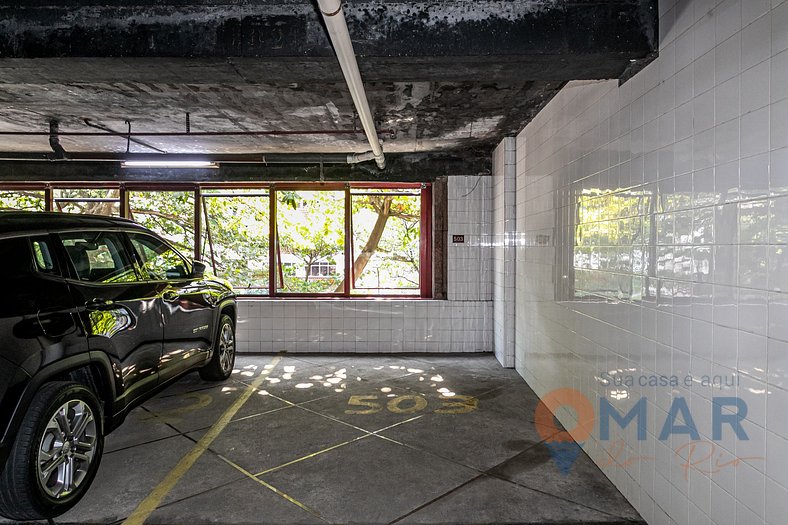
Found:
120,353 -> 284,525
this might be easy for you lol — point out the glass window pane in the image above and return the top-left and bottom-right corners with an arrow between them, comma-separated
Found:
0,190 -> 45,211
276,190 -> 345,294
351,193 -> 420,295
54,189 -> 120,216
129,233 -> 190,280
129,191 -> 194,257
59,232 -> 138,283
201,189 -> 270,295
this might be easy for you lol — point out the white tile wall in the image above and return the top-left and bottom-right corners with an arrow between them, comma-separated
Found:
514,1 -> 788,524
493,138 -> 517,367
448,175 -> 493,301
236,175 -> 494,354
236,299 -> 491,353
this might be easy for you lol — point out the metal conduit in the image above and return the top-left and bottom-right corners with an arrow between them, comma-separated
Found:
316,0 -> 386,169
0,129 -> 392,137
0,152 -> 384,165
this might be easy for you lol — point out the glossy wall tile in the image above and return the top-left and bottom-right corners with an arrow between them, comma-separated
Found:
236,299 -> 492,353
493,138 -> 517,367
447,175 -> 493,301
513,1 -> 788,524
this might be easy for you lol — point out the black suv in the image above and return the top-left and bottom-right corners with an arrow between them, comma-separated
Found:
0,212 -> 237,520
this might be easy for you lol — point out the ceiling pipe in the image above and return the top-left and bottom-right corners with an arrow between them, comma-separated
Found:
0,129 -> 393,137
316,0 -> 386,170
0,151 -> 384,165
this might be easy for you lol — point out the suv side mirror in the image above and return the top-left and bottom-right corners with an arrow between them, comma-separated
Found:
192,260 -> 207,279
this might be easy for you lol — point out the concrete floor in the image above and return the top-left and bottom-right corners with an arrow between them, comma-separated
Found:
11,355 -> 645,524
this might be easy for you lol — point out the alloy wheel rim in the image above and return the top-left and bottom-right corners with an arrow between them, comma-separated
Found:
218,322 -> 235,373
37,400 -> 97,499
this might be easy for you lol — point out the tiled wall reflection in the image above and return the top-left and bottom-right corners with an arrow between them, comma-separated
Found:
515,1 -> 788,524
236,300 -> 491,353
493,138 -> 517,367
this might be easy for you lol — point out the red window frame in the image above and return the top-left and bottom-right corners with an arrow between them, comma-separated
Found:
0,181 -> 433,299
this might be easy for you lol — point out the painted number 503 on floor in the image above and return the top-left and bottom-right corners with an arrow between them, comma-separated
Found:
345,394 -> 478,415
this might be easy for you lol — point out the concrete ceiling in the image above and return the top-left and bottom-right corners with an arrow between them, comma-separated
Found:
0,0 -> 657,175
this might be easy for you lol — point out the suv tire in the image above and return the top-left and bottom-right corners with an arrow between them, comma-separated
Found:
0,381 -> 104,521
199,314 -> 236,381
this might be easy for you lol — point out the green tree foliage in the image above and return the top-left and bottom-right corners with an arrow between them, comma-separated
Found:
129,191 -> 194,256
0,191 -> 45,211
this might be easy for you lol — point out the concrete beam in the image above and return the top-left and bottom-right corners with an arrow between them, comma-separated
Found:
0,153 -> 492,182
0,1 -> 657,64
0,55 -> 644,84
0,1 -> 657,157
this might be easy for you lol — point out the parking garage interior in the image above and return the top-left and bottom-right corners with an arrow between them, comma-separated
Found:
0,0 -> 786,523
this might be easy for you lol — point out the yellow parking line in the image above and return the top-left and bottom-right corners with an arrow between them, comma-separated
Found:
253,414 -> 425,477
217,455 -> 327,522
122,355 -> 283,525
254,435 -> 370,477
216,415 -> 426,521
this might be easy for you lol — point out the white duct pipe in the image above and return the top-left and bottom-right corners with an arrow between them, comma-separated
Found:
347,151 -> 377,164
317,0 -> 386,170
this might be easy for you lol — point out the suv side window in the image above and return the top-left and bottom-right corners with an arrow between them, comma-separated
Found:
128,233 -> 191,281
30,236 -> 57,275
59,232 -> 139,284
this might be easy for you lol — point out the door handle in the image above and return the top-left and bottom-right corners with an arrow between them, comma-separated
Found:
36,312 -> 78,337
85,298 -> 114,310
162,291 -> 179,302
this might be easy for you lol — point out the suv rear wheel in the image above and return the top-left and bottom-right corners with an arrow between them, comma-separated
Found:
199,314 -> 236,381
0,381 -> 104,521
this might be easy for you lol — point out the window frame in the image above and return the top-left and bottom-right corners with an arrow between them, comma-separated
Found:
348,187 -> 424,296
57,229 -> 142,285
52,188 -> 122,217
271,184 -> 347,298
0,182 -> 433,298
200,188 -> 271,296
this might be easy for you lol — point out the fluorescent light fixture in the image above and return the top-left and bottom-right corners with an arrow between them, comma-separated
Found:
121,160 -> 217,169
